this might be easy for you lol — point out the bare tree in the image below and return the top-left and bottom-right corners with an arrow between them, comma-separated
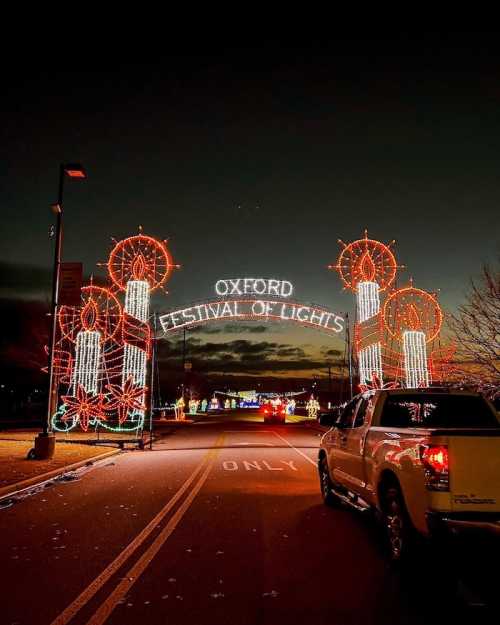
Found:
448,264 -> 500,398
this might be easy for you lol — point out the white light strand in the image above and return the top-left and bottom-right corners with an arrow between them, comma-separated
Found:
125,280 -> 149,323
73,330 -> 101,394
122,344 -> 147,387
159,300 -> 344,334
403,330 -> 429,388
356,281 -> 380,323
358,342 -> 383,384
122,279 -> 150,418
215,278 -> 293,298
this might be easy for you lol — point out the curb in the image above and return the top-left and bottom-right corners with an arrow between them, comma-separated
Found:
0,448 -> 121,500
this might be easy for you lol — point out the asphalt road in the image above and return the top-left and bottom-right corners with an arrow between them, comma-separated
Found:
0,411 -> 495,625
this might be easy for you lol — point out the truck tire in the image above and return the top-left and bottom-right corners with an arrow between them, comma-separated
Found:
319,456 -> 339,507
382,484 -> 415,563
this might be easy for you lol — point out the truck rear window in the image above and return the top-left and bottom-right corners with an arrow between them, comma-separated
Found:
380,394 -> 499,428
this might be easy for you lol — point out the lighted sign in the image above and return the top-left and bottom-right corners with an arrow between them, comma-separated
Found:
159,299 -> 344,334
215,278 -> 293,298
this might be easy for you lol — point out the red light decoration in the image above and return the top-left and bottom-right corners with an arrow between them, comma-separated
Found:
59,285 -> 123,343
104,376 -> 146,425
358,372 -> 399,393
108,233 -> 178,293
61,385 -> 105,432
331,230 -> 401,292
383,284 -> 443,343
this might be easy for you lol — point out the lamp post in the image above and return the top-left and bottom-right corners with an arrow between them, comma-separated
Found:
34,163 -> 87,460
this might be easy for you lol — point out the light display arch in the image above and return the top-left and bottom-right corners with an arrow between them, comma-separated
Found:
49,226 -> 455,435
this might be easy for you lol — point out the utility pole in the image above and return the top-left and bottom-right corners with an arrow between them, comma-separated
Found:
148,312 -> 158,450
345,312 -> 353,399
181,327 -> 186,400
35,163 -> 86,460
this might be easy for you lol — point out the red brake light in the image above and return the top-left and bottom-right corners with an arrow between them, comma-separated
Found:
264,409 -> 268,414
420,445 -> 449,491
422,445 -> 448,473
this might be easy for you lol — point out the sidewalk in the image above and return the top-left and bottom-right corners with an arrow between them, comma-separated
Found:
0,434 -> 118,493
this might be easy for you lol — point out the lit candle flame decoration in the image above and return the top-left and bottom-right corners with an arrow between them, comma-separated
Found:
132,253 -> 147,281
407,303 -> 422,331
358,250 -> 376,282
80,298 -> 99,331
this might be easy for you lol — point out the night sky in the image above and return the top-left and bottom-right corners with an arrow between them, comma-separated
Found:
1,35 -> 499,383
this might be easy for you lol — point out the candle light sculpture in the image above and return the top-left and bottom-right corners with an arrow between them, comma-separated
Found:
383,283 -> 443,388
107,232 -> 177,427
331,231 -> 400,385
55,285 -> 122,431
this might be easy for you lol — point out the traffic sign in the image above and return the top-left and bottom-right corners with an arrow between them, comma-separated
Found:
59,262 -> 83,306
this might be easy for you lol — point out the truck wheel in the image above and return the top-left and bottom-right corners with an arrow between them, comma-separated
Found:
319,457 -> 339,507
383,485 -> 413,562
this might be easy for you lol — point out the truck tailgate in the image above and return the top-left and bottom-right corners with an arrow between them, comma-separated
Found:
444,432 -> 500,512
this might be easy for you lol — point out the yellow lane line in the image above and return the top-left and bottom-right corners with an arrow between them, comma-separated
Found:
49,434 -> 225,625
84,435 -> 225,625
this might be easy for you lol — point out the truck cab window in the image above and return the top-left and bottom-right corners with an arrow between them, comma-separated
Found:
380,400 -> 411,428
353,398 -> 369,428
339,399 -> 358,428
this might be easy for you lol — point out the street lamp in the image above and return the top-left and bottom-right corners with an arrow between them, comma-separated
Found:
34,163 -> 87,460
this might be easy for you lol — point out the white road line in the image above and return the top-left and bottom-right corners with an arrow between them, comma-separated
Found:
271,431 -> 318,467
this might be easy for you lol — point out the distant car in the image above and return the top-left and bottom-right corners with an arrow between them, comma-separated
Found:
261,403 -> 286,424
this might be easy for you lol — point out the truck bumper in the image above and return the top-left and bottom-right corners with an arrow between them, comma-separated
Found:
426,511 -> 500,537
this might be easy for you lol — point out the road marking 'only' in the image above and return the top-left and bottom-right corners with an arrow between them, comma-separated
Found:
222,460 -> 298,471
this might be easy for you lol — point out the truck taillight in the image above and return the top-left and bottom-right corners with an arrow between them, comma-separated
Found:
420,445 -> 449,491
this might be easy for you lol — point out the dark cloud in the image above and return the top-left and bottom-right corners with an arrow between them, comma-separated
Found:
0,261 -> 107,300
0,262 -> 51,300
321,347 -> 342,358
188,324 -> 269,335
276,346 -> 306,358
0,297 -> 48,385
158,337 -> 343,374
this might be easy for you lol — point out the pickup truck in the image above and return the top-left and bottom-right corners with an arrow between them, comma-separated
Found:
318,388 -> 500,561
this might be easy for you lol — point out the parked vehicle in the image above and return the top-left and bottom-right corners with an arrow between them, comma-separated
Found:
261,402 -> 286,424
318,388 -> 500,561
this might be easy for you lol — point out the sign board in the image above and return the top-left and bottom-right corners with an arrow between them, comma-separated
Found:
59,262 -> 83,306
160,299 -> 344,335
215,278 -> 293,298
159,277 -> 345,336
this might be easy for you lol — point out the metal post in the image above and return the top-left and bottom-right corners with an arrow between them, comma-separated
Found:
149,312 -> 157,450
181,327 -> 186,399
345,313 -> 353,399
46,165 -> 65,433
